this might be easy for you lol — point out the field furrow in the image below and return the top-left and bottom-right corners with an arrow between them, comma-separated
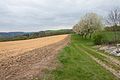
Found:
0,35 -> 69,80
0,35 -> 68,60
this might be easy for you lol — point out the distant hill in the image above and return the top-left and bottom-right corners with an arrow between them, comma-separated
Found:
0,32 -> 25,38
0,29 -> 73,42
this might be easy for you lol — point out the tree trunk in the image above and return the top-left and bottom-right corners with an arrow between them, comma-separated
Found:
114,25 -> 119,52
84,33 -> 87,38
89,33 -> 92,39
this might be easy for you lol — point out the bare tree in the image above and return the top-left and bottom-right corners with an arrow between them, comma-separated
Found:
107,8 -> 120,50
107,8 -> 120,26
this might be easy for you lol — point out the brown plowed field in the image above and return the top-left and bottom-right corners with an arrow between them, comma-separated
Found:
0,35 -> 69,80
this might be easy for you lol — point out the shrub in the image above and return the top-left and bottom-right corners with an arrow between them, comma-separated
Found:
93,33 -> 104,45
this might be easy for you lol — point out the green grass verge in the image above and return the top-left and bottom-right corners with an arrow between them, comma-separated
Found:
43,34 -> 118,80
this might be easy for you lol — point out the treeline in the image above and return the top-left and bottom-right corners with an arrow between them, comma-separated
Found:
0,32 -> 25,38
0,29 -> 73,42
104,26 -> 120,31
73,8 -> 120,45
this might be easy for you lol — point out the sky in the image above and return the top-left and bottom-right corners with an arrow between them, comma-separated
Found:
0,0 -> 120,32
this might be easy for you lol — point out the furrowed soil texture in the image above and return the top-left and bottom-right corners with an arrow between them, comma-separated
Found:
0,35 -> 69,80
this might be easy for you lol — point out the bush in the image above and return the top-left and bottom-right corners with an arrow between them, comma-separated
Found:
93,33 -> 104,45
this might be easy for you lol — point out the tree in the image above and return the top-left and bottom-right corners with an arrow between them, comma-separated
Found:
73,13 -> 103,38
107,8 -> 120,51
107,8 -> 120,26
107,8 -> 120,40
73,24 -> 81,34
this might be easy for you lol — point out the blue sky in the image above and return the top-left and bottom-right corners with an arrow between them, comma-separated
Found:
0,0 -> 120,32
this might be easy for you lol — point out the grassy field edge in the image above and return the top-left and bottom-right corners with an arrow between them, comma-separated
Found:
40,34 -> 119,80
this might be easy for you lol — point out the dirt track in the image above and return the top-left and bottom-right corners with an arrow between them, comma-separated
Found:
0,35 -> 70,80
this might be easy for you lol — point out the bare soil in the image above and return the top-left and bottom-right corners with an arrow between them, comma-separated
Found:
0,35 -> 70,80
0,35 -> 68,60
